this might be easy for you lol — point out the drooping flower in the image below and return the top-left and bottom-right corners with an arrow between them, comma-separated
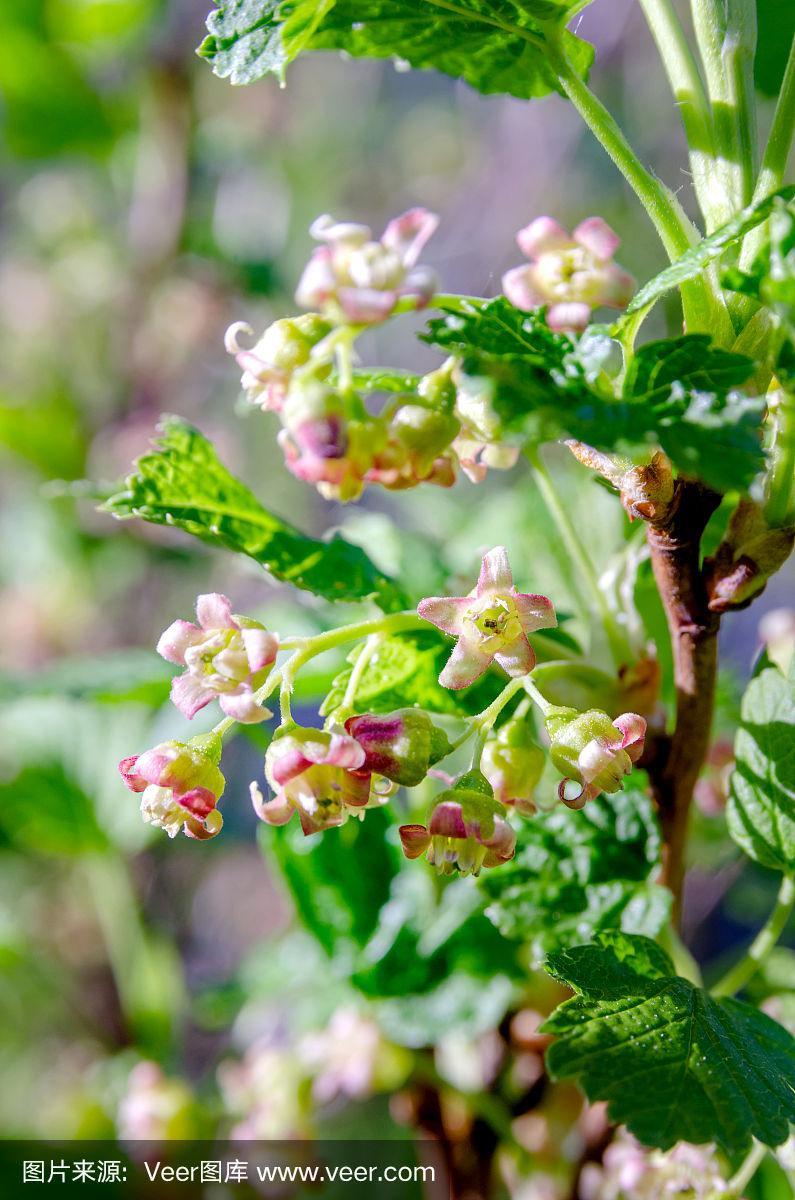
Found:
344,708 -> 452,786
366,404 -> 459,491
450,370 -> 519,483
418,546 -> 557,689
546,707 -> 646,808
502,216 -> 634,333
298,1009 -> 409,1104
251,725 -> 389,836
157,592 -> 277,724
481,716 -> 545,814
295,208 -> 439,325
399,771 -> 516,876
119,736 -> 225,839
278,378 -> 379,502
224,313 -> 332,410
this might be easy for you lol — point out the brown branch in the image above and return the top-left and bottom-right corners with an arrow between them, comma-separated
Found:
645,481 -> 722,920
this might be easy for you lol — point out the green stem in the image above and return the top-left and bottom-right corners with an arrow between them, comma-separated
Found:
637,0 -> 721,228
711,873 -> 795,998
552,49 -> 730,337
727,1141 -> 768,1197
474,676 -> 526,732
526,446 -> 632,667
765,383 -> 795,527
341,633 -> 382,710
691,0 -> 757,210
523,676 -> 556,718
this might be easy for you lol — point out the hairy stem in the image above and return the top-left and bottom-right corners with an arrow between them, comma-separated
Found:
636,0 -> 721,228
711,873 -> 795,998
646,481 -> 722,917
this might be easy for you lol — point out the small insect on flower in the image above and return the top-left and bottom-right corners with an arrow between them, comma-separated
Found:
251,725 -> 391,836
157,593 -> 278,724
502,216 -> 634,333
119,736 -> 225,840
295,208 -> 439,325
399,771 -> 516,877
418,546 -> 557,689
546,707 -> 646,808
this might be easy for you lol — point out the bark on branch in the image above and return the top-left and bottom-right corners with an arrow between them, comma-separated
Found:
646,481 -> 722,918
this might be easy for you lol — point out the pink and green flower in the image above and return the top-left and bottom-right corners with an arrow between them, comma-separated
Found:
417,546 -> 556,689
546,707 -> 647,808
119,736 -> 225,840
399,771 -> 516,876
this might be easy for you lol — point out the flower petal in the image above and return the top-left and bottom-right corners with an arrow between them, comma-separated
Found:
250,781 -> 293,826
401,264 -> 438,306
381,207 -> 439,266
601,265 -> 635,308
494,635 -> 535,677
399,824 -> 432,860
428,801 -> 469,840
613,712 -> 647,762
336,286 -> 398,324
477,545 -> 513,594
502,264 -> 543,311
170,674 -> 213,719
218,688 -> 272,724
242,627 -> 279,673
156,619 -> 200,665
513,592 -> 557,633
196,593 -> 236,630
325,732 -> 367,771
309,215 -> 371,246
178,787 -> 217,820
573,216 -> 620,262
417,595 -> 469,635
118,755 -> 146,793
439,638 -> 493,690
295,246 -> 336,309
516,216 -> 571,259
547,302 -> 592,332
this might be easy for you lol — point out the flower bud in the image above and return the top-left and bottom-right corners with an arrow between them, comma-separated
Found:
345,708 -> 452,787
399,770 -> 516,876
704,498 -> 794,613
481,717 -> 545,814
546,707 -> 646,808
119,735 -> 225,839
279,379 -> 378,502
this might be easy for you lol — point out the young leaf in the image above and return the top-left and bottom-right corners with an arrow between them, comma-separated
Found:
480,790 -> 671,957
102,415 -> 405,610
727,662 -> 795,873
544,932 -> 795,1156
199,0 -> 595,99
622,185 -> 795,317
422,301 -> 764,492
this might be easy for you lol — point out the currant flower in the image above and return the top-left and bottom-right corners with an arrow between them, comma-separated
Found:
278,378 -> 379,502
399,771 -> 516,877
119,735 -> 225,840
344,708 -> 452,787
224,314 -> 333,411
545,707 -> 646,809
502,216 -> 634,333
481,716 -> 545,814
251,725 -> 390,836
418,546 -> 557,689
367,405 -> 459,491
295,208 -> 439,325
157,593 -> 278,724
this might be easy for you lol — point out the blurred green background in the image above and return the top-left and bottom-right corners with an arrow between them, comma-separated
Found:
0,2 -> 793,1194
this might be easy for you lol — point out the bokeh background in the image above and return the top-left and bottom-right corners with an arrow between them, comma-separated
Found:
1,0 -> 793,1194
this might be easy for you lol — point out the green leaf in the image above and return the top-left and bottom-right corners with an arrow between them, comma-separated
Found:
755,0 -> 795,96
544,932 -> 795,1156
0,763 -> 108,856
102,415 -> 405,610
623,186 -> 795,317
480,790 -> 671,957
375,972 -> 515,1049
422,301 -> 763,492
727,663 -> 795,873
199,0 -> 594,100
0,650 -> 173,708
320,629 -> 505,718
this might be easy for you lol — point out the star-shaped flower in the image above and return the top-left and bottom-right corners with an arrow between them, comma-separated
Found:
417,546 -> 557,689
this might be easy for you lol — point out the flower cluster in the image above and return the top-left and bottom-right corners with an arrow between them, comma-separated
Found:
120,550 -> 645,862
223,208 -> 635,505
580,1131 -> 731,1199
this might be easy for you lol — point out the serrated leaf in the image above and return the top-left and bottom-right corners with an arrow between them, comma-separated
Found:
543,932 -> 795,1156
623,186 -> 795,317
422,301 -> 763,492
199,0 -> 595,100
102,415 -> 405,610
480,790 -> 670,957
727,663 -> 795,873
